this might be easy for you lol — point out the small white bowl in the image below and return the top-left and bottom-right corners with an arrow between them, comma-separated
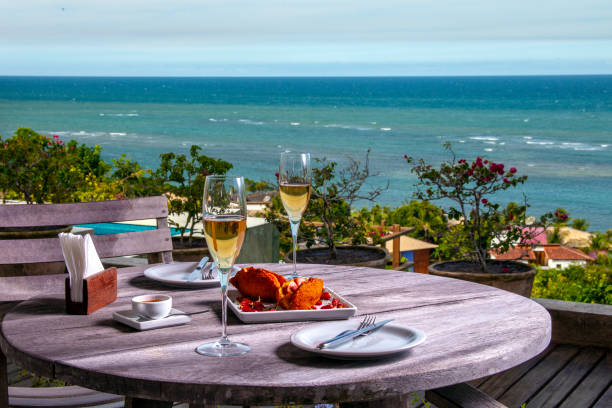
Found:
132,294 -> 172,320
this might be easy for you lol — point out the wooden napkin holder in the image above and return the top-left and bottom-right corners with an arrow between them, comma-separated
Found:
65,267 -> 118,315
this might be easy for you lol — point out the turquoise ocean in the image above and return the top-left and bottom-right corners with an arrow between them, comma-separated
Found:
0,76 -> 611,231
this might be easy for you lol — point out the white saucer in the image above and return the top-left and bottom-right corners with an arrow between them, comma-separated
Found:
143,262 -> 226,288
113,308 -> 191,331
291,320 -> 426,359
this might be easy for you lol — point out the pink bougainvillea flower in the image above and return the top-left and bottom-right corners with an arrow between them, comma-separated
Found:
510,167 -> 517,173
481,198 -> 488,204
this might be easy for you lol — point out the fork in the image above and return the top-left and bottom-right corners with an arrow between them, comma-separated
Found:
325,314 -> 376,343
202,262 -> 217,280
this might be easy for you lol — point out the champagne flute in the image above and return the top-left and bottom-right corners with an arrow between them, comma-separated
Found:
279,152 -> 312,280
196,175 -> 249,357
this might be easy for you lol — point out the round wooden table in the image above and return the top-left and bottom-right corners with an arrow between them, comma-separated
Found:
0,264 -> 551,407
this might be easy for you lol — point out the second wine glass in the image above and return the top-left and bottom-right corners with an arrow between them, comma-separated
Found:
279,152 -> 312,279
196,175 -> 250,357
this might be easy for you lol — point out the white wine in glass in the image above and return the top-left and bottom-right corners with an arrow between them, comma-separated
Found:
196,175 -> 249,357
279,152 -> 311,279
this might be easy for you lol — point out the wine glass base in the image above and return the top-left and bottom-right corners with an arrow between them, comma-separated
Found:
196,341 -> 250,357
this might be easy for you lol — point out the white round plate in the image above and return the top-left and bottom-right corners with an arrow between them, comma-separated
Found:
291,320 -> 426,359
143,262 -> 228,288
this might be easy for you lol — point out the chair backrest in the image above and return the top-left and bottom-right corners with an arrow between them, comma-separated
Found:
0,196 -> 173,265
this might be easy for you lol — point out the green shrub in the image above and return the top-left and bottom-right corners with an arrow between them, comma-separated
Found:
0,128 -> 109,203
532,258 -> 612,305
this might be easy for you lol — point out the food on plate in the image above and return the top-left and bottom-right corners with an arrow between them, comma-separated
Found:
276,277 -> 324,310
230,267 -> 350,312
229,266 -> 286,302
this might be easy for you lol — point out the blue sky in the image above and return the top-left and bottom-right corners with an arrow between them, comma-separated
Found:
1,0 -> 611,76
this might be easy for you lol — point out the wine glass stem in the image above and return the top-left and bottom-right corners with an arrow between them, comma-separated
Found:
290,219 -> 300,279
219,268 -> 230,344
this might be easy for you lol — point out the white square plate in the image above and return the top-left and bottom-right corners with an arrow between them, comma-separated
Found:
227,288 -> 357,323
113,308 -> 192,330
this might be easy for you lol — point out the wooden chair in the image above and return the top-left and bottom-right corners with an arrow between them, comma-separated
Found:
0,196 -> 173,407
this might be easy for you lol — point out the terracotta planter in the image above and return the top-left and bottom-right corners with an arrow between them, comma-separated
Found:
0,225 -> 71,277
428,260 -> 537,298
284,245 -> 389,269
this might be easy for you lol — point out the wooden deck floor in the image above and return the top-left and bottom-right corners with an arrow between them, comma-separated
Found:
7,343 -> 611,408
414,343 -> 612,408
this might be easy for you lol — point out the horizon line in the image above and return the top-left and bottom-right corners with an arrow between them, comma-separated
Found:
2,73 -> 612,79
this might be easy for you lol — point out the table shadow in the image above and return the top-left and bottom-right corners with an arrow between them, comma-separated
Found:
275,342 -> 413,368
13,297 -> 65,315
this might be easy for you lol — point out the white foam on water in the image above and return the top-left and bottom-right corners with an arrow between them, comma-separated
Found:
380,127 -> 391,131
109,132 -> 126,136
528,163 -> 536,167
523,136 -> 533,140
277,145 -> 282,148
602,144 -> 609,148
101,113 -> 139,117
459,140 -> 466,143
559,142 -> 604,151
371,122 -> 377,125
470,136 -> 499,141
523,118 -> 530,122
484,148 -> 494,152
209,118 -> 217,122
484,141 -> 496,145
499,142 -> 506,145
323,124 -> 373,131
238,119 -> 264,125
70,130 -> 105,137
526,140 -> 554,145
290,122 -> 300,126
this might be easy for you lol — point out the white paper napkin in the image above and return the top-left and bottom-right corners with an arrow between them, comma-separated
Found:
59,233 -> 105,302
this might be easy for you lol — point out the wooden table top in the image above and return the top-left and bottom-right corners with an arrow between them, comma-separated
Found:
0,264 -> 551,405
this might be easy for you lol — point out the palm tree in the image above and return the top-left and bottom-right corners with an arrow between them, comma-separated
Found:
571,218 -> 591,231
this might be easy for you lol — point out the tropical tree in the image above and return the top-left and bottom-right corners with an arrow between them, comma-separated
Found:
0,128 -> 108,204
405,143 -> 552,272
571,218 -> 591,231
155,145 -> 233,245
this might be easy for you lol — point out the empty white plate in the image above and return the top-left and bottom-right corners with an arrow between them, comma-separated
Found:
143,262 -> 225,288
291,319 -> 426,359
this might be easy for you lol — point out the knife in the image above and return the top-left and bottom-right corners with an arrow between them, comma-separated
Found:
187,256 -> 209,282
316,319 -> 394,349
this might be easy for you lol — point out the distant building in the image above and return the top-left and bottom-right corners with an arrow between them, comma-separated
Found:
385,236 -> 438,273
489,246 -> 536,264
489,243 -> 594,269
533,244 -> 594,269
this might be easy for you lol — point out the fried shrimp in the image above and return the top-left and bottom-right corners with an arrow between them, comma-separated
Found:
229,267 -> 286,302
276,277 -> 324,310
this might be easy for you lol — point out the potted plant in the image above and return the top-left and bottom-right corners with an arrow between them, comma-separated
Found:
272,150 -> 390,267
405,143 -> 552,297
154,145 -> 233,261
